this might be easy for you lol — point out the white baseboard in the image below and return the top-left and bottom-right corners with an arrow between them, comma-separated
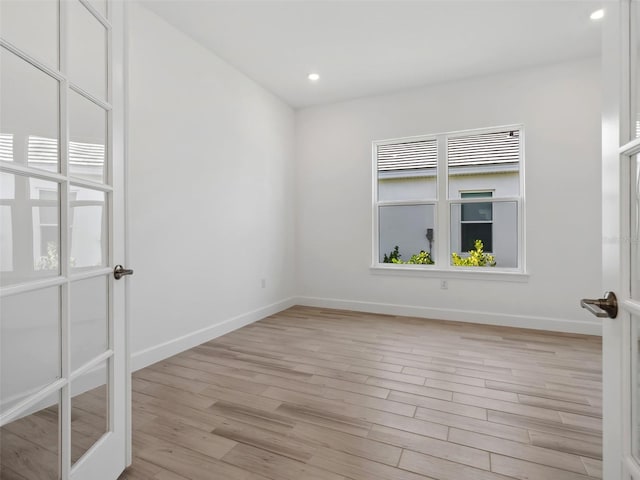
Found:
130,294 -> 600,373
294,296 -> 602,336
131,297 -> 297,371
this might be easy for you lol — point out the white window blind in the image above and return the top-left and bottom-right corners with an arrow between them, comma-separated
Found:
448,130 -> 519,167
26,135 -> 104,167
0,134 -> 13,162
377,139 -> 437,171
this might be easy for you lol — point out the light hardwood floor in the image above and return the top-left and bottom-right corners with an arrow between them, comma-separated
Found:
0,306 -> 602,479
117,306 -> 603,480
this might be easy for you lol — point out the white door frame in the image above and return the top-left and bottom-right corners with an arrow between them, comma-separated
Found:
602,1 -> 640,478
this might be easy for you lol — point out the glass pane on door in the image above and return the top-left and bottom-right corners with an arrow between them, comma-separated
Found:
68,0 -> 107,100
0,174 -> 62,286
0,391 -> 60,479
71,360 -> 108,465
633,155 -> 640,299
70,185 -> 107,270
634,315 -> 640,462
0,46 -> 60,173
635,2 -> 640,139
71,276 -> 108,371
0,287 -> 60,414
69,89 -> 107,183
0,0 -> 59,69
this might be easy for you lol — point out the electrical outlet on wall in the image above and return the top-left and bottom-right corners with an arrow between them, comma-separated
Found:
440,280 -> 448,290
261,278 -> 266,289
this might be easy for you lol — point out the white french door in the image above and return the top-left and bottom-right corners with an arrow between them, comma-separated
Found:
0,1 -> 128,479
601,1 -> 640,479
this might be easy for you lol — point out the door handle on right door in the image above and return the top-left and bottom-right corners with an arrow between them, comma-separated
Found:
113,264 -> 134,280
580,291 -> 618,319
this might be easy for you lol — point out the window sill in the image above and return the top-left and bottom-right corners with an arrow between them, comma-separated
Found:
369,264 -> 529,282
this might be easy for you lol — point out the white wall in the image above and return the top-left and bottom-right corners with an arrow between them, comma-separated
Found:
127,4 -> 296,368
295,58 -> 603,334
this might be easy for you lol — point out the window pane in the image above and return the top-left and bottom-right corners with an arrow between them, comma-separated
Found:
1,287 -> 60,414
377,140 -> 437,201
0,0 -> 59,69
448,130 -> 520,198
0,391 -> 60,479
379,204 -> 436,264
71,360 -> 108,465
71,276 -> 108,371
461,202 -> 492,222
69,90 -> 107,183
0,47 -> 59,172
70,185 -> 107,269
461,223 -> 492,252
68,0 -> 107,100
451,201 -> 518,268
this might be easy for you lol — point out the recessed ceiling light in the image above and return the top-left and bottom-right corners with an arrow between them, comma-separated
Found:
590,9 -> 604,20
308,73 -> 320,81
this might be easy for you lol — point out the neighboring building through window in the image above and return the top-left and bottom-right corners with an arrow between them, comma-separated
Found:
374,126 -> 523,270
460,191 -> 493,252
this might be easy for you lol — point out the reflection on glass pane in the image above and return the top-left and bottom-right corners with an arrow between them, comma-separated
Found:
451,201 -> 518,268
70,186 -> 107,269
377,140 -> 437,201
0,391 -> 60,479
0,174 -> 60,286
72,360 -> 108,465
461,203 -> 492,222
0,206 -> 13,273
0,0 -> 58,68
69,90 -> 107,182
31,178 -> 60,275
636,3 -> 640,138
68,0 -> 107,99
633,155 -> 640,300
448,130 -> 520,198
0,47 -> 59,172
379,204 -> 435,264
71,276 -> 108,371
633,315 -> 640,462
0,287 -> 60,414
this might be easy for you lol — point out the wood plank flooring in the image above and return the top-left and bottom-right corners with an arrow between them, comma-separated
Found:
119,306 -> 603,480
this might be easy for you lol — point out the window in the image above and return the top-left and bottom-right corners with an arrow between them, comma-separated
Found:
374,126 -> 523,271
460,191 -> 493,252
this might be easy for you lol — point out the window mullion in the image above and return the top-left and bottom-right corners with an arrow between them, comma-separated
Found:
436,135 -> 448,268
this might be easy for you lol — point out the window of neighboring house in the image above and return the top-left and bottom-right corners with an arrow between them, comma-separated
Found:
374,125 -> 523,271
460,191 -> 493,252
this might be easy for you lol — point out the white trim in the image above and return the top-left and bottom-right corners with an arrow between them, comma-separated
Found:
295,296 -> 602,336
122,0 -> 132,467
0,276 -> 67,297
0,161 -> 67,183
620,136 -> 640,155
69,176 -> 114,192
369,264 -> 529,281
130,297 -> 297,372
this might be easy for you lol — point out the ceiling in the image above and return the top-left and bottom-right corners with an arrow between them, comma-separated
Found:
140,0 -> 603,109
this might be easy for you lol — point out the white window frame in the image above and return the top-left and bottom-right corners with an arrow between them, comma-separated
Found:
371,124 -> 527,280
